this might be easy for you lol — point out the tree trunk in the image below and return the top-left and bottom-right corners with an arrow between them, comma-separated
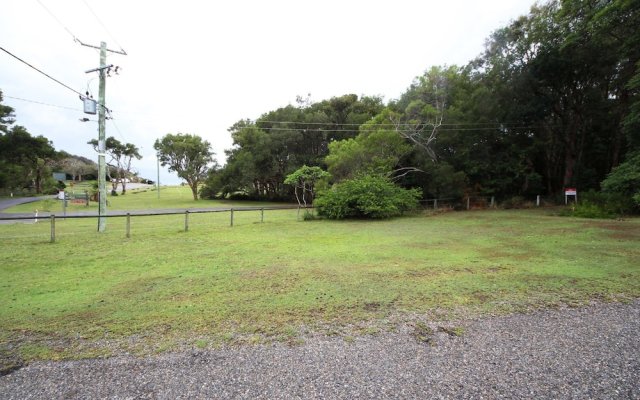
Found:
189,181 -> 198,200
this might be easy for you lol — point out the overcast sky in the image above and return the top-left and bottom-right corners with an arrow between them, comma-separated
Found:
1,0 -> 535,184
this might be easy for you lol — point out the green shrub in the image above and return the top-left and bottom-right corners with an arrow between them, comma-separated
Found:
601,152 -> 640,207
302,210 -> 319,221
315,175 -> 421,219
501,196 -> 527,209
580,190 -> 637,215
562,202 -> 614,219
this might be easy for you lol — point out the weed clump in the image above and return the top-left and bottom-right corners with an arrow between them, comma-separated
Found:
412,321 -> 435,345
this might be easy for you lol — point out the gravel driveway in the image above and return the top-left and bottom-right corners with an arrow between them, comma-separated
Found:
1,300 -> 638,399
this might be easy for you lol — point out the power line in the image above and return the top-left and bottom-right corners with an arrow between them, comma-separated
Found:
35,0 -> 80,44
254,120 -> 538,127
4,95 -> 127,142
82,0 -> 127,55
0,46 -> 83,97
107,110 -> 129,143
4,95 -> 82,112
2,92 -> 546,136
2,89 -> 544,138
244,126 -> 543,133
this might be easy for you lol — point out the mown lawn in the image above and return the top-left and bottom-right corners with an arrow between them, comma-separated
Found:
0,208 -> 638,368
4,185 -> 285,214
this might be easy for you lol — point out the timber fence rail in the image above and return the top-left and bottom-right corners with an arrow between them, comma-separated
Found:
420,194 -> 560,211
420,196 -> 498,210
0,205 -> 308,243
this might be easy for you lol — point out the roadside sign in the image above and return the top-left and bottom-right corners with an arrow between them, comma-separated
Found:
565,188 -> 577,204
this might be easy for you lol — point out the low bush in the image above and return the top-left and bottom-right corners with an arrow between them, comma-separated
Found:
560,190 -> 637,219
315,175 -> 421,219
581,190 -> 637,215
302,210 -> 320,221
501,196 -> 527,209
562,202 -> 616,219
601,152 -> 640,208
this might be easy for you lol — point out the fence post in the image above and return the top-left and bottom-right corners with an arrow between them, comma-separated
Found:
490,196 -> 495,208
261,208 -> 264,223
230,208 -> 234,227
126,213 -> 131,238
536,195 -> 540,207
85,190 -> 89,206
434,199 -> 438,210
50,214 -> 55,243
185,210 -> 189,232
466,197 -> 470,210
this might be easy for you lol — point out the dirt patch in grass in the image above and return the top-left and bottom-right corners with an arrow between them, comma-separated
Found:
404,268 -> 444,278
471,292 -> 493,302
477,248 -> 538,262
108,275 -> 168,297
486,266 -> 509,273
411,321 -> 435,345
580,221 -> 640,240
364,302 -> 381,311
0,347 -> 24,376
602,225 -> 639,240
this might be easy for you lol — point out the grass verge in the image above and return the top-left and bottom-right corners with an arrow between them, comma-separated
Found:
4,185 -> 284,214
0,208 -> 638,369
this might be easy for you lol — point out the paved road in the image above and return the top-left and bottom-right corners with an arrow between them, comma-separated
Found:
0,196 -> 55,224
0,195 -> 54,211
1,301 -> 638,399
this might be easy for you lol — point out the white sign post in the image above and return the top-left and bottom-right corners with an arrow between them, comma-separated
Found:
565,188 -> 577,204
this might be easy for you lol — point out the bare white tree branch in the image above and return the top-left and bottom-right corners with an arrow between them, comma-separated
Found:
391,71 -> 448,163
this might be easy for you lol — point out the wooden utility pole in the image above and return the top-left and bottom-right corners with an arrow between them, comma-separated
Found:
82,40 -> 126,232
97,41 -> 107,232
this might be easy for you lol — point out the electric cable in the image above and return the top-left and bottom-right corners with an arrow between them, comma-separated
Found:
0,46 -> 83,97
4,95 -> 82,112
255,120 -> 528,127
82,0 -> 127,55
35,0 -> 80,44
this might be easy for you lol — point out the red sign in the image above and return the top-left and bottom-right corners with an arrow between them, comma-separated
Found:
565,188 -> 577,196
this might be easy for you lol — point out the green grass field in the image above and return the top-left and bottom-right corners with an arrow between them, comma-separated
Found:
4,184 -> 285,214
1,189 -> 639,369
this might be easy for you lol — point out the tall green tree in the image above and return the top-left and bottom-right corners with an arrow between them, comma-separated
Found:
471,0 -> 639,195
88,137 -> 141,195
154,133 -> 216,200
326,109 -> 411,182
0,90 -> 15,134
284,165 -> 330,208
0,125 -> 56,193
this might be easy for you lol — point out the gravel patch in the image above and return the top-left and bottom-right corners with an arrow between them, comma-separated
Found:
1,300 -> 638,399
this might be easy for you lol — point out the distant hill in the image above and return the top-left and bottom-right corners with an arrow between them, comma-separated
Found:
54,151 -> 98,181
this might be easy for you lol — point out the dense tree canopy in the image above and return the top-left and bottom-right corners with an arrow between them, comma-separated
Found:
463,0 -> 640,196
0,91 -> 59,194
54,152 -> 97,182
202,94 -> 384,199
203,0 -> 638,206
4,0 -> 637,208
